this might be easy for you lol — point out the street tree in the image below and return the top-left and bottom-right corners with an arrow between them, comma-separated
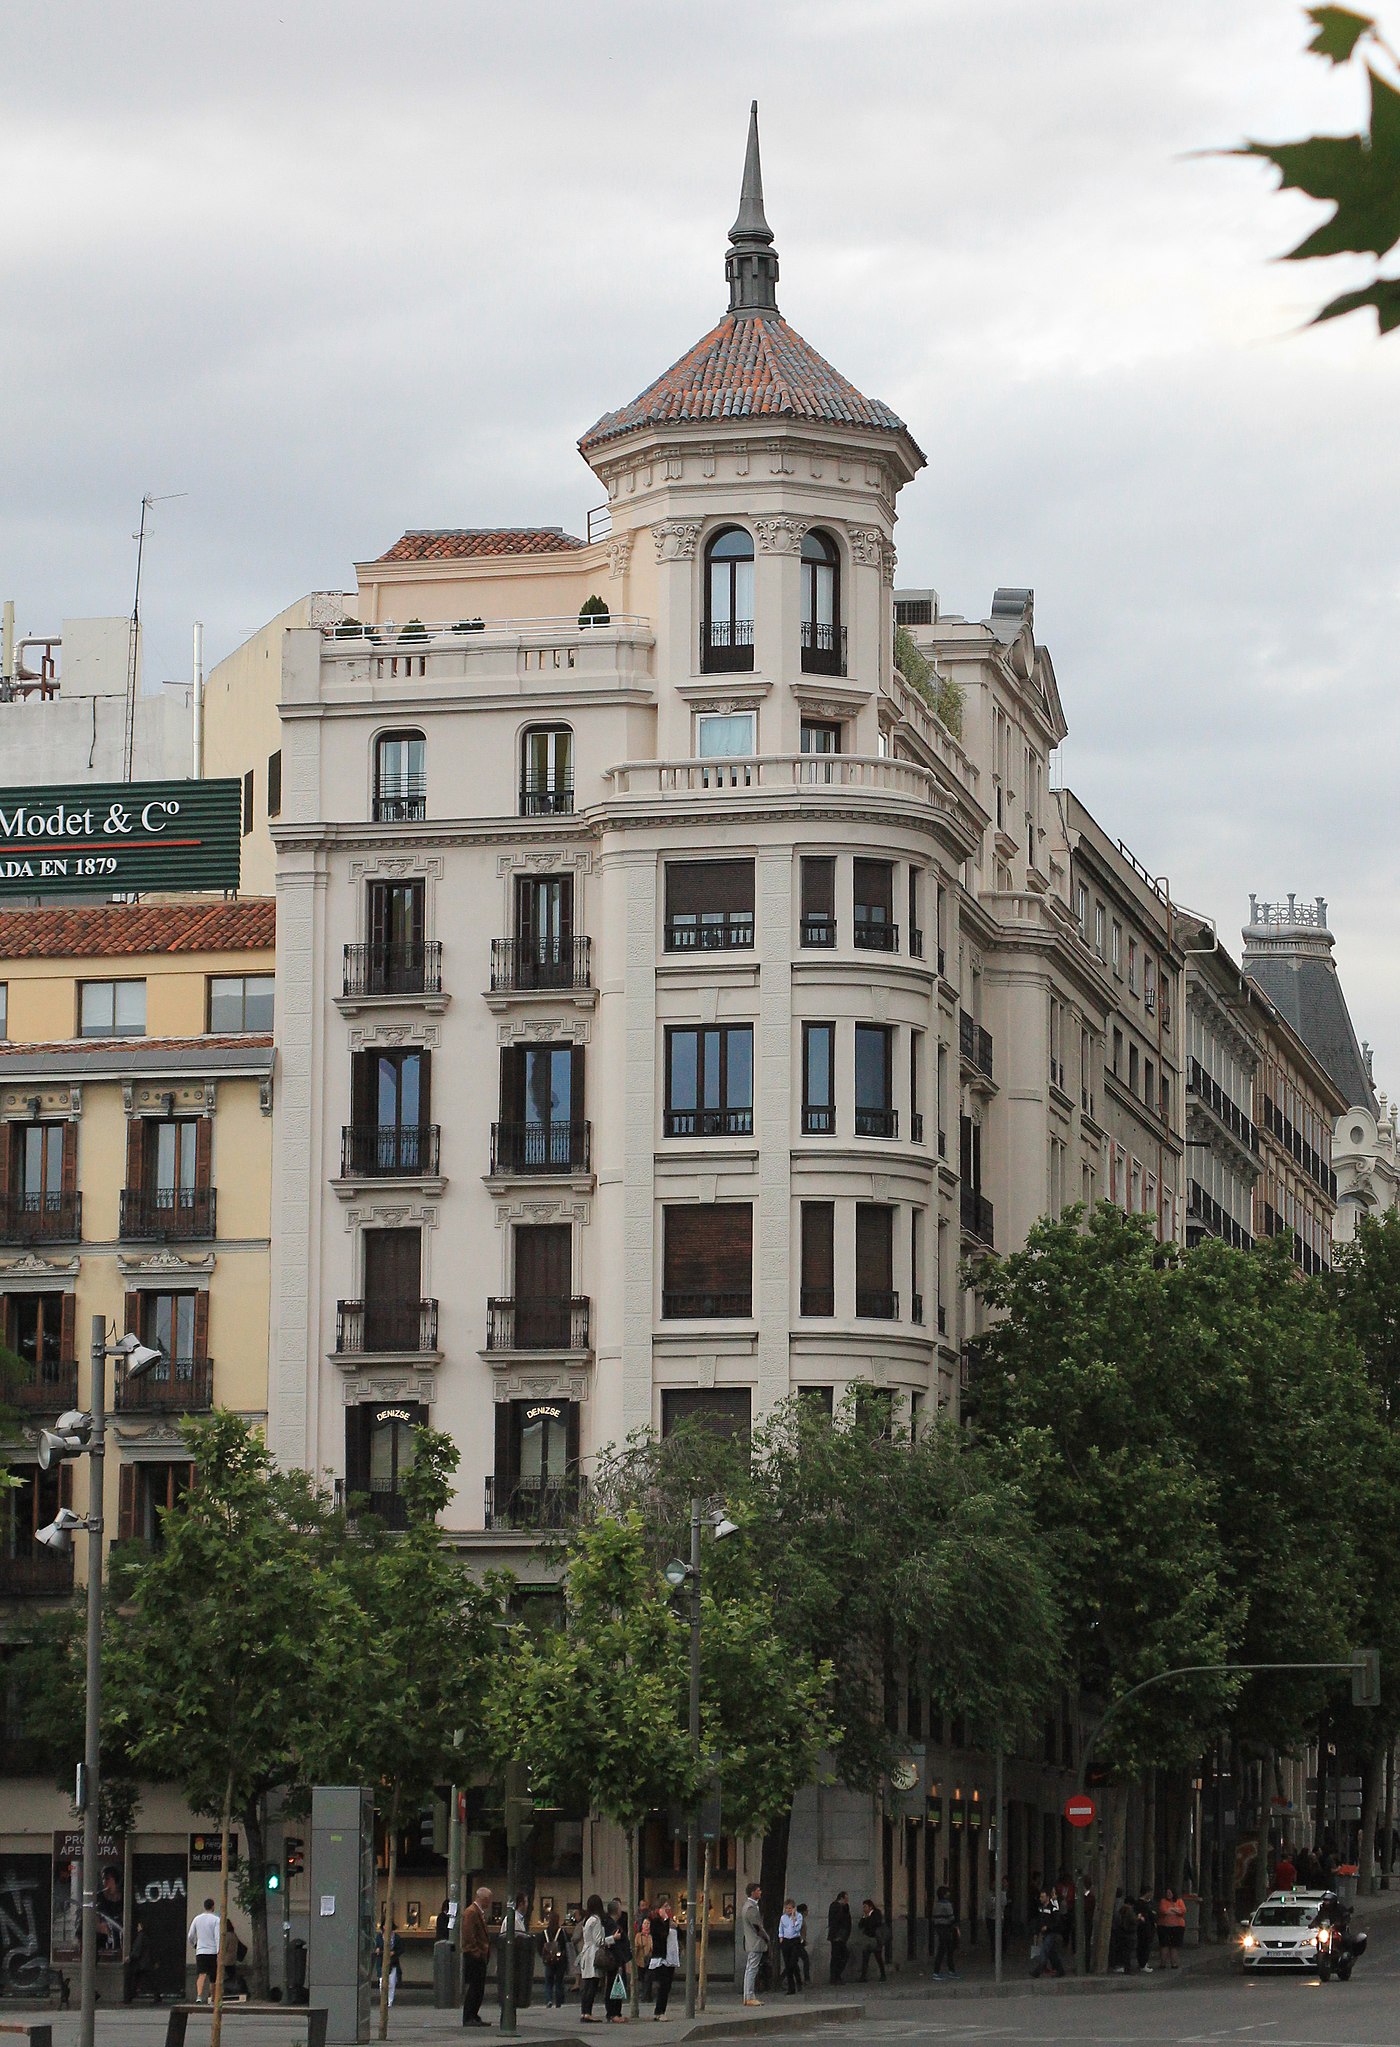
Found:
310,1431 -> 499,2040
105,1412 -> 336,2040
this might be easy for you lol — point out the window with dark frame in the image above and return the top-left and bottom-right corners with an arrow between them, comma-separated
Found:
520,725 -> 574,816
346,1401 -> 425,1529
373,731 -> 426,822
908,868 -> 923,958
799,530 -> 841,674
664,860 -> 755,951
496,1042 -> 586,1173
661,1388 -> 752,1440
79,979 -> 146,1037
662,1203 -> 752,1318
910,1029 -> 924,1145
799,856 -> 836,946
665,1025 -> 753,1136
207,973 -> 274,1033
242,768 -> 254,836
348,1046 -> 434,1176
854,1024 -> 895,1138
267,749 -> 282,820
853,859 -> 897,951
511,872 -> 577,990
855,1203 -> 897,1319
802,1021 -> 836,1134
799,1200 -> 835,1317
492,1396 -> 581,1527
702,527 -> 755,672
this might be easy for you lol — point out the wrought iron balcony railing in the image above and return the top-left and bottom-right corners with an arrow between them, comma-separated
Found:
661,1287 -> 753,1319
485,1296 -> 591,1352
114,1357 -> 214,1414
855,1289 -> 899,1321
701,618 -> 755,673
799,620 -> 847,676
490,936 -> 592,993
664,1107 -> 753,1138
663,914 -> 755,952
0,1552 -> 75,1596
342,941 -> 443,999
120,1186 -> 217,1241
340,1125 -> 441,1177
0,1190 -> 82,1245
8,1357 -> 79,1411
490,1121 -> 591,1176
960,1188 -> 995,1246
853,919 -> 898,953
799,914 -> 837,947
335,1299 -> 439,1354
854,1106 -> 898,1139
484,1473 -> 588,1532
959,1010 -> 995,1080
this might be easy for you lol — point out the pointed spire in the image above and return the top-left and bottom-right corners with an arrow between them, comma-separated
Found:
726,100 -> 780,316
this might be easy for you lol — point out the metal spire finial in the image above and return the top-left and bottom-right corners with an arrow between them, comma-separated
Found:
726,100 -> 780,315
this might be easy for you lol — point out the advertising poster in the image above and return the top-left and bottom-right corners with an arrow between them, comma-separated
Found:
52,1832 -> 124,1967
0,1855 -> 52,1996
131,1854 -> 190,2000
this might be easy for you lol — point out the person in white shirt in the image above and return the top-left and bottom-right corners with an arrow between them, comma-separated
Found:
778,1899 -> 803,1996
188,1899 -> 221,2003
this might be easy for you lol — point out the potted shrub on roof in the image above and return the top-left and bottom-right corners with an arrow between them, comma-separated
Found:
578,594 -> 610,627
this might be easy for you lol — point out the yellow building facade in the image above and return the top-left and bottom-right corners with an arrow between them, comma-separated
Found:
0,899 -> 275,1595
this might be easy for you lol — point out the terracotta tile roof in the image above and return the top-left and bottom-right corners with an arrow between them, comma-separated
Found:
0,1034 -> 273,1060
0,900 -> 275,961
375,529 -> 586,563
579,312 -> 909,454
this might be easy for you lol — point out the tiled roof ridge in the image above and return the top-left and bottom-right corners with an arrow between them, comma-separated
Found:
0,899 -> 275,961
579,309 -> 909,455
375,529 -> 587,563
0,1032 -> 274,1057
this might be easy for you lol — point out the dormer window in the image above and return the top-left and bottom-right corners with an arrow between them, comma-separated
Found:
703,527 -> 755,673
373,731 -> 426,823
800,530 -> 842,674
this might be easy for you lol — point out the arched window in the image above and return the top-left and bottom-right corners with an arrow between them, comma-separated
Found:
800,530 -> 842,675
520,725 -> 574,816
373,730 -> 426,822
703,526 -> 755,673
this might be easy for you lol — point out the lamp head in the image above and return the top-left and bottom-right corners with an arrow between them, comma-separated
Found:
36,1507 -> 85,1552
37,1417 -> 92,1469
117,1335 -> 164,1377
712,1513 -> 740,1541
663,1560 -> 689,1590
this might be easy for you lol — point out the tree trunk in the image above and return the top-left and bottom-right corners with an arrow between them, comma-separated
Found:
211,1769 -> 235,2047
1090,1787 -> 1126,1976
698,1840 -> 712,2010
626,1826 -> 638,2019
1359,1735 -> 1386,1894
242,1796 -> 271,2001
1383,1740 -> 1396,1887
1170,1769 -> 1192,1892
1254,1754 -> 1273,1909
758,1808 -> 792,1947
1314,1710 -> 1330,1849
379,1784 -> 399,2041
1142,1772 -> 1156,1900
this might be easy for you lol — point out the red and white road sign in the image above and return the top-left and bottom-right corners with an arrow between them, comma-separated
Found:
1064,1794 -> 1096,1828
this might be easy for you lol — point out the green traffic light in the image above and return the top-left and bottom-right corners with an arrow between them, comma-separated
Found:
266,1869 -> 282,1892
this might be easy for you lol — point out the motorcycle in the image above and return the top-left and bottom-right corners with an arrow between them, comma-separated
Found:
1314,1913 -> 1367,1982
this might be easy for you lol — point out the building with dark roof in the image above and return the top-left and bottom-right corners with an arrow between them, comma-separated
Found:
1241,895 -> 1375,1112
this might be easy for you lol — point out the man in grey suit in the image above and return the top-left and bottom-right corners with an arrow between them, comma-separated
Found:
741,1883 -> 769,2006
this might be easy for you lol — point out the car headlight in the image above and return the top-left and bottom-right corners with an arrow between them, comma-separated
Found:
1241,1933 -> 1256,1948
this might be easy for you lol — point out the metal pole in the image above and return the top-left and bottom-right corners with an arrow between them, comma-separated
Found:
79,1315 -> 106,2047
993,1749 -> 1003,1987
684,1499 -> 701,2020
192,621 -> 205,779
448,1777 -> 463,2003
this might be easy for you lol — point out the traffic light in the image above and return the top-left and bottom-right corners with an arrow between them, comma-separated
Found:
421,1795 -> 447,1857
266,1864 -> 282,1895
285,1836 -> 305,1884
1352,1647 -> 1381,1709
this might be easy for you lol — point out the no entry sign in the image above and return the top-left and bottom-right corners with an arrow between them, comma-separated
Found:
1064,1794 -> 1096,1828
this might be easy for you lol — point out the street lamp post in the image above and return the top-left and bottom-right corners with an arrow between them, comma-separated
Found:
664,1500 -> 737,2021
36,1317 -> 162,2047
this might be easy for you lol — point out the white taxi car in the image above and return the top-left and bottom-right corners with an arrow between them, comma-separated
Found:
1240,1891 -> 1329,1971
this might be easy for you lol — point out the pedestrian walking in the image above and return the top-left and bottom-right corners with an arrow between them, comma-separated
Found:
646,1904 -> 680,2019
602,1898 -> 631,2021
1156,1886 -> 1185,1970
460,1885 -> 492,2028
1030,1891 -> 1065,1979
931,1886 -> 957,1979
778,1898 -> 803,1995
741,1882 -> 769,2006
1108,1891 -> 1135,1973
123,1919 -> 152,2004
857,1899 -> 886,1982
542,1910 -> 570,2010
826,1891 -> 851,1984
187,1898 -> 221,2005
374,1925 -> 402,2008
578,1895 -> 606,2022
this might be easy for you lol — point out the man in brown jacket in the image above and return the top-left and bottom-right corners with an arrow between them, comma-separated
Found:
461,1887 -> 493,2027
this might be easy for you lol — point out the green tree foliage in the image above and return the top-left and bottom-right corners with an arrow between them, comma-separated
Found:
893,624 -> 964,737
309,1431 -> 498,2039
1231,7 -> 1400,332
0,1336 -> 28,1491
105,1413 -> 338,2036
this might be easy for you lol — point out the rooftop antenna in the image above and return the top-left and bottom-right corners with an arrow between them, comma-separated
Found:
124,492 -> 186,778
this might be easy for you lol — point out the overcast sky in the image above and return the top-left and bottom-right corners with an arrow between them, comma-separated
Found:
5,0 -> 1397,1082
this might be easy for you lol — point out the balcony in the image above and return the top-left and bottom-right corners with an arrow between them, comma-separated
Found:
372,784 -> 426,824
335,1299 -> 439,1355
485,1296 -> 591,1353
348,1484 -> 410,1532
114,1357 -> 214,1413
664,1107 -> 753,1138
342,940 -> 443,1000
490,936 -> 592,994
1187,1059 -> 1259,1155
340,1125 -> 441,1178
960,1188 -> 995,1247
490,1121 -> 592,1177
663,913 -> 754,953
0,1190 -> 81,1246
801,1106 -> 835,1135
119,1186 -> 217,1242
799,1285 -> 834,1316
800,620 -> 846,676
853,920 -> 898,954
959,1010 -> 995,1081
1186,1180 -> 1253,1251
0,1552 -> 75,1596
855,1288 -> 899,1320
661,1287 -> 753,1319
605,754 -> 953,819
800,914 -> 836,948
854,1106 -> 898,1139
519,775 -> 574,818
701,618 -> 754,673
8,1358 -> 79,1412
485,1473 -> 588,1532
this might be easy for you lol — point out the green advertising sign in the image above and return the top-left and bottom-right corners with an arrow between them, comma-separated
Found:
0,780 -> 242,897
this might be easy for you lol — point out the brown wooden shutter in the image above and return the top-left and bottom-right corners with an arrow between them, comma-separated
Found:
855,1205 -> 894,1293
124,1290 -> 142,1343
663,1204 -> 752,1300
60,1120 -> 79,1194
665,861 -> 754,919
193,1290 -> 210,1361
125,1116 -> 145,1192
800,858 -> 835,919
494,1403 -> 512,1483
60,1291 -> 76,1362
499,1047 -> 520,1121
0,1121 -> 10,1196
570,1046 -> 586,1126
194,1114 -> 212,1190
117,1463 -> 137,1542
800,1203 -> 834,1299
566,1401 -> 580,1472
